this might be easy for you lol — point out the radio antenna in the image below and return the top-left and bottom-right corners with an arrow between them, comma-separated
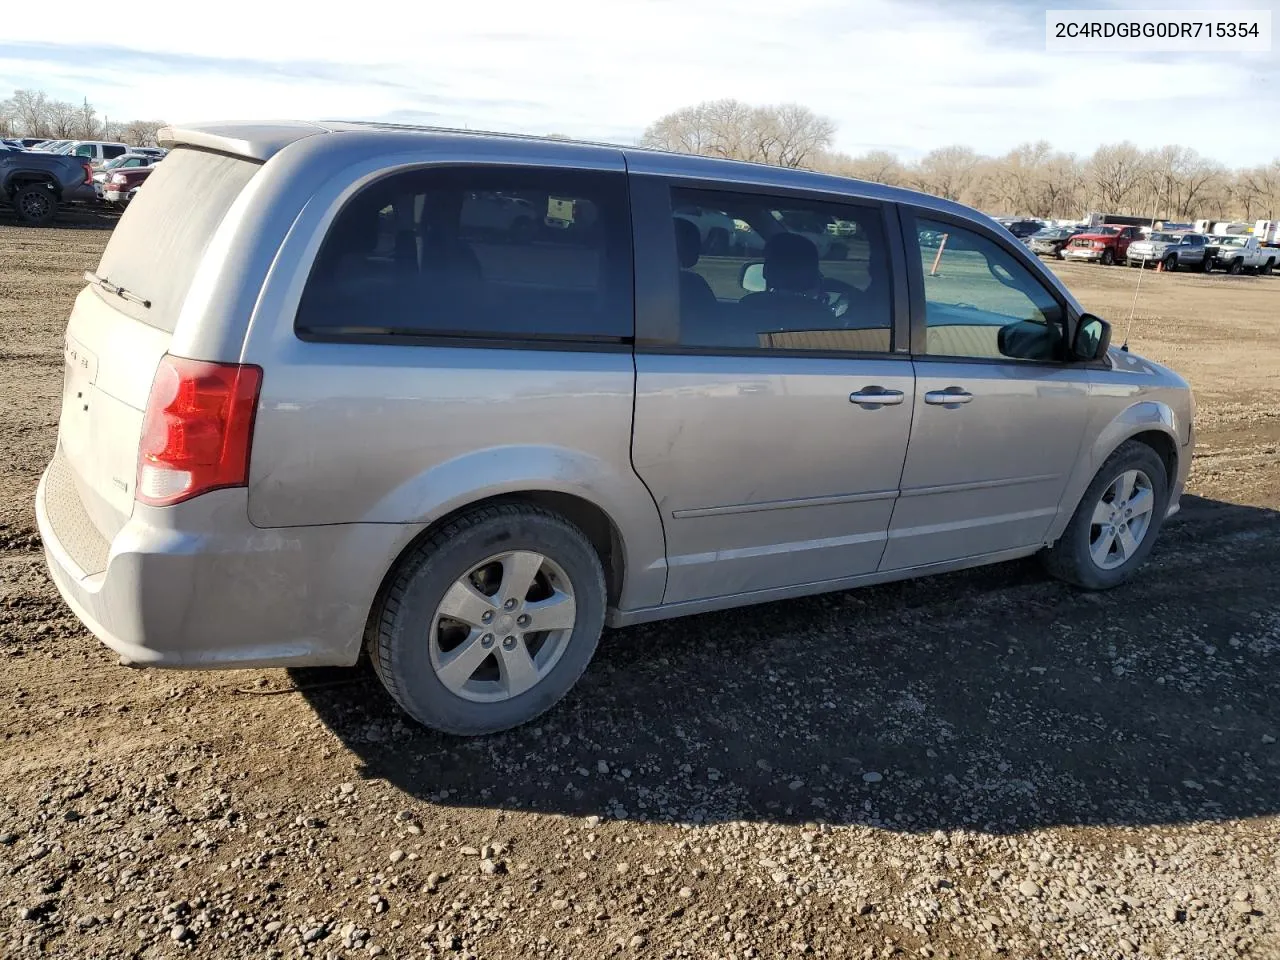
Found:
1121,180 -> 1169,352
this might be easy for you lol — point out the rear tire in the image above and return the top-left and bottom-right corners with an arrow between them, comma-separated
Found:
13,182 -> 57,226
1260,258 -> 1274,276
368,503 -> 607,736
1042,440 -> 1170,590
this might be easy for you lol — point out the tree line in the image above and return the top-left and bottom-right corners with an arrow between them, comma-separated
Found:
641,99 -> 1280,222
0,89 -> 165,149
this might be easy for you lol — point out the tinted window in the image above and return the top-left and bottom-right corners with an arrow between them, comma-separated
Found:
103,145 -> 127,159
669,187 -> 892,353
296,167 -> 632,343
915,218 -> 1064,362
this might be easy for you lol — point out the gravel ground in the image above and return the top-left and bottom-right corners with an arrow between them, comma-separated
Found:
1,217 -> 1277,959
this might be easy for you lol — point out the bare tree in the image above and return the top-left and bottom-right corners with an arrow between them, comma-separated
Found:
120,120 -> 166,147
641,99 -> 835,169
8,89 -> 52,138
72,98 -> 101,140
1089,142 -> 1147,214
45,99 -> 80,139
914,146 -> 979,201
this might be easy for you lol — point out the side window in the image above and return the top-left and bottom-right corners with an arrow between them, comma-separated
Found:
74,144 -> 94,157
295,166 -> 632,342
669,187 -> 892,353
916,218 -> 1065,362
104,145 -> 127,159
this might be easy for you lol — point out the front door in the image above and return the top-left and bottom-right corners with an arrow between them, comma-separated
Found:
882,212 -> 1092,570
630,180 -> 914,605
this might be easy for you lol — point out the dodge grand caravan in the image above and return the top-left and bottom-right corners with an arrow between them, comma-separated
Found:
37,121 -> 1194,735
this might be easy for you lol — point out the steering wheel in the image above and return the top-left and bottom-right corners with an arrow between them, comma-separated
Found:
820,277 -> 857,318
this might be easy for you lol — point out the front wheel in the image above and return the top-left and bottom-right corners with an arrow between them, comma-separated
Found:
1163,254 -> 1178,273
1042,440 -> 1170,590
1228,258 -> 1243,275
1100,248 -> 1114,266
369,503 -> 606,736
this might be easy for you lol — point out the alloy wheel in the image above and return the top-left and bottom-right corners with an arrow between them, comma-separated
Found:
1088,469 -> 1155,570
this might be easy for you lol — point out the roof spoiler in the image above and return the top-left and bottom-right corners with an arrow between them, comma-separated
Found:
156,121 -> 330,162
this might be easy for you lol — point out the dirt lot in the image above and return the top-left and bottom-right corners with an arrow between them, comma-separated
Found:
1,219 -> 1277,960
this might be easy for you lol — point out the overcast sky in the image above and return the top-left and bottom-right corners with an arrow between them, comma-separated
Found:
2,0 -> 1277,165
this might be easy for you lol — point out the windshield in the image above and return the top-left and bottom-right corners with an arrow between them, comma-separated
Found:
1093,227 -> 1119,236
1148,232 -> 1178,242
1216,236 -> 1247,246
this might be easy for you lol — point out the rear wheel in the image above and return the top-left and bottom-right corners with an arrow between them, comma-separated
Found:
13,182 -> 57,226
1042,441 -> 1169,590
1260,258 -> 1275,276
369,503 -> 607,736
1100,248 -> 1114,266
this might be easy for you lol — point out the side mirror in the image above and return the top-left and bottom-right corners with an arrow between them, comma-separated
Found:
1072,314 -> 1111,361
740,261 -> 766,293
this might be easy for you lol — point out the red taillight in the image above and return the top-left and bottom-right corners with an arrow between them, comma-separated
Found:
82,162 -> 93,185
136,355 -> 262,506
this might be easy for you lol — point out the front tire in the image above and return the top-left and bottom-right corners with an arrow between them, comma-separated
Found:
1101,248 -> 1114,266
1163,254 -> 1178,273
1228,258 -> 1243,275
13,182 -> 57,226
1042,440 -> 1170,590
369,503 -> 606,736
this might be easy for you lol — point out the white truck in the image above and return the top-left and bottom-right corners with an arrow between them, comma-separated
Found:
1209,234 -> 1276,275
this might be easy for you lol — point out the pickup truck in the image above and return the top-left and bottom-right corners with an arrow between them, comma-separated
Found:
1209,235 -> 1276,275
1061,225 -> 1142,265
100,165 -> 155,207
1125,231 -> 1213,272
1,148 -> 96,225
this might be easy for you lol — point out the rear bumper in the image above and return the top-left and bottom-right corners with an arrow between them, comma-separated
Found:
36,451 -> 418,669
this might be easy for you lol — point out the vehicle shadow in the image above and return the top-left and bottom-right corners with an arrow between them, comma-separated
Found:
0,208 -> 119,230
297,494 -> 1280,834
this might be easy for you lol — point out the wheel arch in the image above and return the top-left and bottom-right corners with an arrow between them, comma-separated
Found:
1047,401 -> 1183,545
359,489 -> 632,666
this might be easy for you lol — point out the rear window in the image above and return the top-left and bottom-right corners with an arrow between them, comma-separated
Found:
294,165 -> 633,343
94,147 -> 261,331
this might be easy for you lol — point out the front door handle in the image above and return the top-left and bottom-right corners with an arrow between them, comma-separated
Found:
849,387 -> 905,408
924,388 -> 974,407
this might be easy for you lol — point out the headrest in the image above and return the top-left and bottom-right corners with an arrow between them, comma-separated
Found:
674,217 -> 701,269
763,232 -> 821,293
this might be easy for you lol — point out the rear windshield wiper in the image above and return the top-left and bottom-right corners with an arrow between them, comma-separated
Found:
84,271 -> 151,309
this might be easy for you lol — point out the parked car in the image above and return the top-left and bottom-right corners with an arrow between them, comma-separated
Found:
999,218 -> 1046,240
1209,235 -> 1275,275
36,121 -> 1194,736
92,153 -> 163,191
1,148 -> 96,224
1125,232 -> 1213,271
46,140 -> 129,163
30,140 -> 71,153
12,137 -> 50,149
101,165 -> 155,207
1027,225 -> 1087,259
1062,225 -> 1142,265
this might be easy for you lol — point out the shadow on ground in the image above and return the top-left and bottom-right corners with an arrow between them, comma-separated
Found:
298,494 -> 1280,833
0,207 -> 119,231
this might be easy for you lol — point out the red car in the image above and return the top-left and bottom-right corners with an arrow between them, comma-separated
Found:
1061,225 -> 1142,265
102,165 -> 155,207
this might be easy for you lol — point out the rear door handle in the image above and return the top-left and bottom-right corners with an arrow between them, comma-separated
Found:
849,387 -> 905,408
924,388 -> 974,406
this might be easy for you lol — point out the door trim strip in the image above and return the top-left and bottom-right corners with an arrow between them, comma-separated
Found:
899,473 -> 1059,498
672,488 -> 899,519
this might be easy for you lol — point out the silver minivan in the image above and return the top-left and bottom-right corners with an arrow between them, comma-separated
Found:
37,121 -> 1194,735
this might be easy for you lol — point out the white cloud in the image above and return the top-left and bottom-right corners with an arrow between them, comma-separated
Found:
2,0 -> 1277,164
